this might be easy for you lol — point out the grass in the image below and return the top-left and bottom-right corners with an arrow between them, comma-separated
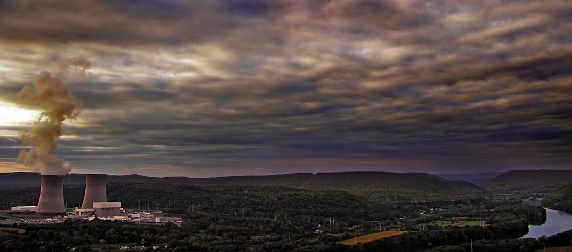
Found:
416,220 -> 486,228
455,220 -> 485,227
535,247 -> 572,252
338,231 -> 406,245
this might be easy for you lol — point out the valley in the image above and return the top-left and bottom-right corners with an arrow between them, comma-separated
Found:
0,170 -> 570,251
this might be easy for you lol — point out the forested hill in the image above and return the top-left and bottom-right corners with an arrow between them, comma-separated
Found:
486,169 -> 572,192
543,183 -> 572,214
0,171 -> 486,198
434,172 -> 502,187
208,172 -> 486,197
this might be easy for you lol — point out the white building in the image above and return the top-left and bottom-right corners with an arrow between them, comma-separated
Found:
11,206 -> 37,212
93,202 -> 121,217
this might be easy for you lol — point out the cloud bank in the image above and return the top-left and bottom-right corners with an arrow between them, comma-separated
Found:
0,0 -> 571,177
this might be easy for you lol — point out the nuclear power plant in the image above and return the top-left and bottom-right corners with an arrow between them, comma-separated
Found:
34,173 -> 111,215
11,172 -> 180,225
81,174 -> 107,209
36,175 -> 66,214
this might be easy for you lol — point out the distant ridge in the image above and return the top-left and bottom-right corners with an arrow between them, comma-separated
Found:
486,169 -> 572,192
434,172 -> 503,187
0,171 -> 486,197
0,172 -> 41,188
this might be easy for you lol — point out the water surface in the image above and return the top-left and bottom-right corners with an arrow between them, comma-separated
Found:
522,208 -> 572,238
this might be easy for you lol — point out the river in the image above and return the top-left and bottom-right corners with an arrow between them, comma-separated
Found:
522,208 -> 572,238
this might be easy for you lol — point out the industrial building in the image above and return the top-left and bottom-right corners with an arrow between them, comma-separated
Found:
36,175 -> 66,214
93,202 -> 121,217
33,173 -> 119,218
10,206 -> 37,212
7,173 -> 186,226
81,174 -> 107,209
74,208 -> 94,216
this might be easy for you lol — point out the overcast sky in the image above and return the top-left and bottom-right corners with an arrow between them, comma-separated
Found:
0,0 -> 571,177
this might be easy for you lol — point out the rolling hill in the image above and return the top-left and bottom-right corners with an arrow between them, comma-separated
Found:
486,170 -> 572,192
543,183 -> 572,214
0,171 -> 487,199
434,172 -> 503,187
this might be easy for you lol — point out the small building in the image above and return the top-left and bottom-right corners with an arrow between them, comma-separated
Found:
97,216 -> 129,222
129,213 -> 141,219
93,202 -> 121,217
74,208 -> 95,216
11,206 -> 37,213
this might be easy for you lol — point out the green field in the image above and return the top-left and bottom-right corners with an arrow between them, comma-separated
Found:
416,219 -> 486,228
535,247 -> 572,252
456,220 -> 486,227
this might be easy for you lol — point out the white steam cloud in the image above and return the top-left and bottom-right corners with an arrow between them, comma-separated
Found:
16,57 -> 90,175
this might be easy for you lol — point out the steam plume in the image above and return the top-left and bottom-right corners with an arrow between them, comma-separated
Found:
16,57 -> 90,175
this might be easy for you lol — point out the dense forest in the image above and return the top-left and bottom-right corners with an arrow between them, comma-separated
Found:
486,170 -> 572,192
1,183 -> 490,232
0,182 -> 558,251
3,215 -> 563,252
425,229 -> 572,252
1,170 -> 571,251
543,182 -> 572,214
0,171 -> 487,200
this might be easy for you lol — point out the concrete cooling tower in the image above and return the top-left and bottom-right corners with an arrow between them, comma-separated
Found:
36,175 -> 66,214
81,174 -> 107,209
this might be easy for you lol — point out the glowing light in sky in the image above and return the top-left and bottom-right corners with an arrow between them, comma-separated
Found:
0,101 -> 39,126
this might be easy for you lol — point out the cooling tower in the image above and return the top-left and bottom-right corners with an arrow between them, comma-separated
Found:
36,175 -> 66,214
81,174 -> 107,209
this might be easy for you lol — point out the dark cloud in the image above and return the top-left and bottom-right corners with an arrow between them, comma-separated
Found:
0,0 -> 571,176
0,1 -> 262,45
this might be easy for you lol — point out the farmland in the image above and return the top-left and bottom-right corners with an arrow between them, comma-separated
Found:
0,227 -> 25,236
534,247 -> 572,252
415,219 -> 487,230
338,231 -> 406,245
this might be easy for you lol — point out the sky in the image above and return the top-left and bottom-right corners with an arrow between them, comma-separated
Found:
0,0 -> 571,178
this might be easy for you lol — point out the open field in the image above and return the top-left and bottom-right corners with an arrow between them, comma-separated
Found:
338,231 -> 406,245
455,220 -> 486,227
416,220 -> 486,228
535,247 -> 572,252
0,227 -> 25,235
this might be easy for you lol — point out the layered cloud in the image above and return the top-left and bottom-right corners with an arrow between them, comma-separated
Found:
0,0 -> 571,176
